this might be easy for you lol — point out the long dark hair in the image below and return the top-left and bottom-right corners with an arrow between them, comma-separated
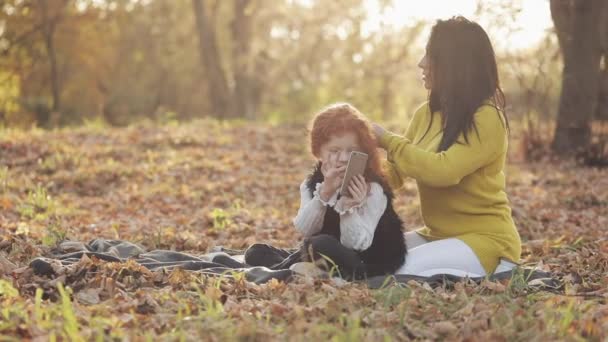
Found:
420,16 -> 509,152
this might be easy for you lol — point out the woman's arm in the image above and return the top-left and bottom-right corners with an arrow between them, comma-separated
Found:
292,180 -> 338,237
335,182 -> 387,251
379,108 -> 507,187
379,104 -> 425,190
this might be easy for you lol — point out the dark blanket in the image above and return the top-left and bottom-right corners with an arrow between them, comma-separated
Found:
28,239 -> 560,290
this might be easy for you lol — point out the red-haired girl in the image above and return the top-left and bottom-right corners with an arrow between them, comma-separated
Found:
245,103 -> 407,279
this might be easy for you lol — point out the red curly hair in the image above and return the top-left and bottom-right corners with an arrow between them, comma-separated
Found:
309,103 -> 385,181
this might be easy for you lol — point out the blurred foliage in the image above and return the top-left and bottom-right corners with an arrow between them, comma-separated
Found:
0,0 -> 565,128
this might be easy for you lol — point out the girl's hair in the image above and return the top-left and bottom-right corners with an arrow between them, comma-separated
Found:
421,16 -> 509,152
309,103 -> 385,180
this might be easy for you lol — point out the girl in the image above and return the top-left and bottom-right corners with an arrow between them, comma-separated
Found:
245,103 -> 407,279
372,16 -> 521,277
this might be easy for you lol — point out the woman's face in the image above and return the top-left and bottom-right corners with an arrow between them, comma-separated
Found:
418,53 -> 432,90
319,131 -> 362,168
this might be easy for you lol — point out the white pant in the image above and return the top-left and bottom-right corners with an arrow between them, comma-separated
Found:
395,231 -> 514,277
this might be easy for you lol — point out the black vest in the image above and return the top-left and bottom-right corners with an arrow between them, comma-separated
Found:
305,162 -> 407,275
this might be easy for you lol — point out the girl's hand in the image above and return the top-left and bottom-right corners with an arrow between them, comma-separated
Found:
320,153 -> 346,201
341,175 -> 369,208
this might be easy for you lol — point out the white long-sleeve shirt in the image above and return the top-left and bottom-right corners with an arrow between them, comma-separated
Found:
292,180 -> 388,251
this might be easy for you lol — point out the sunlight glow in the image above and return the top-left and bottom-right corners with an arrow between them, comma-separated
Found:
363,0 -> 554,52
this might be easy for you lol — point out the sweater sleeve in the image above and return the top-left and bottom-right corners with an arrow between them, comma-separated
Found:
379,107 -> 507,188
336,182 -> 387,251
292,180 -> 337,237
381,103 -> 425,190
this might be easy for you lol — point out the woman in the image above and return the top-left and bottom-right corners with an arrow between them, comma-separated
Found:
372,16 -> 521,277
245,103 -> 406,279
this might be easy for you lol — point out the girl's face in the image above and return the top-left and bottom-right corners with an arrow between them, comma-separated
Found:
319,131 -> 362,168
418,53 -> 432,90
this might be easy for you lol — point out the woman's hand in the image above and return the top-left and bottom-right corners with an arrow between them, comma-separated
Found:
340,175 -> 369,209
320,153 -> 346,201
372,123 -> 388,144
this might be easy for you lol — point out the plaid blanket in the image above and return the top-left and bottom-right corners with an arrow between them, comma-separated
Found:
28,239 -> 560,290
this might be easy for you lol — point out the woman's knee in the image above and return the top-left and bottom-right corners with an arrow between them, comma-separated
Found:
404,231 -> 428,250
397,238 -> 485,276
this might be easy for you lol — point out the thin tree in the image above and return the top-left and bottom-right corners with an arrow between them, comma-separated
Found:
192,0 -> 232,118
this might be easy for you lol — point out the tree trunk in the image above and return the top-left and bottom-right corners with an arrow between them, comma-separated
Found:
550,0 -> 606,154
596,5 -> 608,121
231,0 -> 254,119
192,0 -> 232,118
39,0 -> 62,126
381,72 -> 394,121
598,56 -> 608,121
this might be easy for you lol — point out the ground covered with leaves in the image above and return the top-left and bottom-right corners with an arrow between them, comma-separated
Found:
0,120 -> 607,340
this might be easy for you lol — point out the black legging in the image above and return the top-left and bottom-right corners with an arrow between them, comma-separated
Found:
244,234 -> 368,280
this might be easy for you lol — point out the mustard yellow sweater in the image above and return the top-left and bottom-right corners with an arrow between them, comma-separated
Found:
380,102 -> 521,274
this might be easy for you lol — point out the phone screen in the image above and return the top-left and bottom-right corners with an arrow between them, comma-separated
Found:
339,151 -> 368,196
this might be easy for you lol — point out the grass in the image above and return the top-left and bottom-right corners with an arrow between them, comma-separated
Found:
17,184 -> 56,221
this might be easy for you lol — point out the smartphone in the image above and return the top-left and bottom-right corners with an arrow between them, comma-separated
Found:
339,151 -> 369,196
